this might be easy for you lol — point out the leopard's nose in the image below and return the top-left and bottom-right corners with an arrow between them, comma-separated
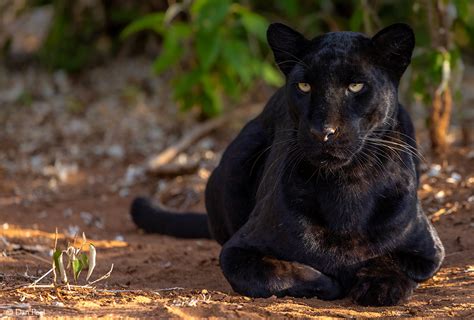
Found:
310,126 -> 337,142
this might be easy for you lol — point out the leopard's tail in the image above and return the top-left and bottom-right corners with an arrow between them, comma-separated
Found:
130,197 -> 211,239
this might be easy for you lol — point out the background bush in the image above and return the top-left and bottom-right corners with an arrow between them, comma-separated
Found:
1,0 -> 473,152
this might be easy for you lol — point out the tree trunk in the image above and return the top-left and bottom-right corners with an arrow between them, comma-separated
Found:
429,87 -> 452,154
426,0 -> 454,156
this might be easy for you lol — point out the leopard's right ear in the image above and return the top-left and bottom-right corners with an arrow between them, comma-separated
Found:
371,23 -> 415,79
267,23 -> 309,76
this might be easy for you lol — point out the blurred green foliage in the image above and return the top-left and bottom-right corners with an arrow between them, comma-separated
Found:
40,0 -> 100,72
122,0 -> 283,116
16,0 -> 474,117
121,0 -> 474,116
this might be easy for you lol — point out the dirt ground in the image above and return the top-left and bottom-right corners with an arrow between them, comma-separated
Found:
0,60 -> 473,318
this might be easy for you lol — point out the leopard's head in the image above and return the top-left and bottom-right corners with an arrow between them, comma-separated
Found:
267,23 -> 414,168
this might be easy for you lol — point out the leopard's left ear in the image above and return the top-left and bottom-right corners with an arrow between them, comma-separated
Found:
267,23 -> 310,76
371,23 -> 415,79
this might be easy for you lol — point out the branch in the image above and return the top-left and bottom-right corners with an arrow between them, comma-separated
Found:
146,103 -> 263,173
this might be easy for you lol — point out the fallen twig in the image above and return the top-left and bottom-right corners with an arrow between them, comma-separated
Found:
151,160 -> 200,177
155,286 -> 184,292
0,236 -> 51,254
29,268 -> 54,287
147,116 -> 228,171
146,103 -> 263,173
88,263 -> 114,285
429,202 -> 460,222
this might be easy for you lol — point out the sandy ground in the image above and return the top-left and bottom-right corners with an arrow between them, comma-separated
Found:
0,61 -> 473,318
1,149 -> 473,318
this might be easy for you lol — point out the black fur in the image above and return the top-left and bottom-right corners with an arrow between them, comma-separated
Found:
131,23 -> 444,306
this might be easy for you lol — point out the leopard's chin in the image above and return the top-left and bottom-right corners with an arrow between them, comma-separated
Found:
320,154 -> 353,169
303,152 -> 353,170
306,144 -> 364,170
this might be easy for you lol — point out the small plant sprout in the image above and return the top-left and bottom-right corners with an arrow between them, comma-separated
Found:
29,231 -> 113,288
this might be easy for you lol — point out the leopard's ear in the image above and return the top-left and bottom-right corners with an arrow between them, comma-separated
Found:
267,23 -> 309,76
371,23 -> 415,79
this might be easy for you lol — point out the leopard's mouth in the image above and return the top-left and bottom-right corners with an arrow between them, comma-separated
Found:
316,143 -> 364,168
318,153 -> 352,167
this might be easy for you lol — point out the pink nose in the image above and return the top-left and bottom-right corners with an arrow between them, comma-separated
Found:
310,126 -> 337,142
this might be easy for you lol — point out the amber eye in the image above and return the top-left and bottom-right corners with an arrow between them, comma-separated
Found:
348,83 -> 364,93
297,82 -> 311,93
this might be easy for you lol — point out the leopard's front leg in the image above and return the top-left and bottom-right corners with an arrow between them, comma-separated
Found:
351,213 -> 444,306
220,242 -> 343,299
350,256 -> 417,306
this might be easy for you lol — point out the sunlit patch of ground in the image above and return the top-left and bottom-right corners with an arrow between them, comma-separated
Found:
0,60 -> 473,318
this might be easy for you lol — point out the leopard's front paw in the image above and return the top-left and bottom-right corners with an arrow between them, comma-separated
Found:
350,274 -> 417,306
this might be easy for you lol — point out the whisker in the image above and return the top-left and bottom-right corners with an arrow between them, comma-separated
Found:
272,47 -> 310,69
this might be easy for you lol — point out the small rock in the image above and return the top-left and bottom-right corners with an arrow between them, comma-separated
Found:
94,219 -> 104,229
30,155 -> 44,171
63,208 -> 73,217
123,165 -> 145,187
157,180 -> 168,192
198,138 -> 214,150
53,70 -> 70,93
446,172 -> 462,184
42,160 -> 78,182
422,184 -> 433,192
434,190 -> 445,201
107,144 -> 125,159
119,188 -> 129,197
198,168 -> 211,180
427,164 -> 442,177
80,211 -> 93,225
66,225 -> 80,237
177,153 -> 188,165
51,301 -> 64,307
204,150 -> 215,160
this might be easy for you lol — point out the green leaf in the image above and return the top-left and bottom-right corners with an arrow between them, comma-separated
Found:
72,257 -> 83,282
53,249 -> 67,283
221,39 -> 253,86
454,0 -> 470,23
79,252 -> 89,268
349,6 -> 364,32
220,67 -> 241,98
120,12 -> 165,38
262,62 -> 284,87
196,30 -> 221,70
201,75 -> 223,116
153,23 -> 191,74
192,0 -> 231,31
237,8 -> 269,42
275,0 -> 300,18
86,244 -> 96,281
174,69 -> 203,99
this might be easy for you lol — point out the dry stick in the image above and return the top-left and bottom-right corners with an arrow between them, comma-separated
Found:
147,116 -> 229,171
88,263 -> 114,285
95,287 -> 184,293
26,252 -> 52,265
146,103 -> 263,174
29,268 -> 55,287
429,202 -> 460,222
150,160 -> 200,177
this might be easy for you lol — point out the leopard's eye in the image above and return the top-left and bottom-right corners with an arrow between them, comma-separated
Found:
297,82 -> 311,93
348,83 -> 364,93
